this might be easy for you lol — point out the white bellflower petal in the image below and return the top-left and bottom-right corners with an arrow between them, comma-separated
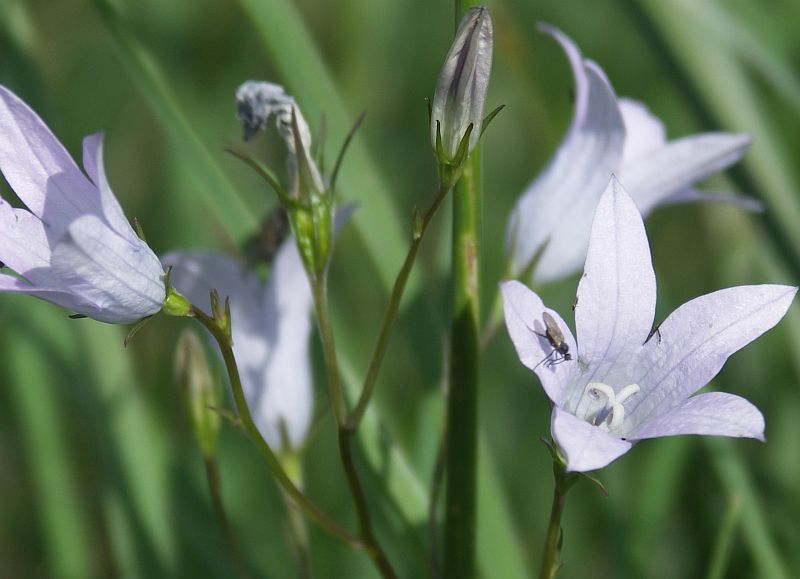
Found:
503,177 -> 795,472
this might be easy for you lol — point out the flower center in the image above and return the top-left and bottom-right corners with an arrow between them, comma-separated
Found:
583,382 -> 640,432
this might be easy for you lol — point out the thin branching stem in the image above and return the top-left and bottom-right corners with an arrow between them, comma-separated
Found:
189,305 -> 360,547
349,183 -> 451,430
309,281 -> 400,579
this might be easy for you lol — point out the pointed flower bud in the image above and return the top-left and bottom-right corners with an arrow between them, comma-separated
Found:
431,6 -> 493,163
174,329 -> 222,457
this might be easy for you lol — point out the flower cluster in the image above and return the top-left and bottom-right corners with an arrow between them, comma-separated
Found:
503,178 -> 796,472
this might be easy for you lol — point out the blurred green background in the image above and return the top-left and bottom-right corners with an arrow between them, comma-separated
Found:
2,0 -> 800,577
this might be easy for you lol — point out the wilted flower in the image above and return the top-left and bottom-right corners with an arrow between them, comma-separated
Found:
503,177 -> 795,472
236,81 -> 324,200
431,6 -> 493,162
236,81 -> 332,279
506,25 -> 757,284
163,235 -> 314,450
0,85 -> 165,323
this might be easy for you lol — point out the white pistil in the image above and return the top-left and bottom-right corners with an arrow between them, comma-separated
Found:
584,381 -> 640,431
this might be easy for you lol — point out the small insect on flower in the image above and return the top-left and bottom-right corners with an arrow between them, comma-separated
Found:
533,311 -> 572,369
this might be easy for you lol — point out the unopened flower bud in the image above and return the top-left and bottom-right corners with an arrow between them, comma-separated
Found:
174,330 -> 222,457
431,6 -> 493,162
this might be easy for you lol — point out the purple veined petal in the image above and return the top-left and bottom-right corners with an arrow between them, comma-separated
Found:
258,236 -> 313,449
618,98 -> 666,167
620,132 -> 751,216
629,392 -> 764,441
551,406 -> 632,472
0,197 -> 53,282
573,178 -> 655,394
627,284 -> 797,431
501,280 -> 578,405
82,133 -> 141,242
0,85 -> 101,230
659,188 -> 763,213
505,26 -> 625,284
51,214 -> 165,323
0,272 -> 105,317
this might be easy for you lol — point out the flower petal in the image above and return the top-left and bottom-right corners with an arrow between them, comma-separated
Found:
0,197 -> 53,281
628,284 -> 796,430
620,132 -> 751,216
0,272 -> 103,316
551,406 -> 632,472
82,133 -> 141,241
163,244 -> 314,450
573,178 -> 655,388
501,280 -> 578,405
629,392 -> 764,441
659,188 -> 763,213
51,214 -> 165,323
0,85 -> 101,230
618,98 -> 666,166
506,25 -> 625,283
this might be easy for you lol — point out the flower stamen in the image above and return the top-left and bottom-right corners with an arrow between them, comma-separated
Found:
584,382 -> 640,431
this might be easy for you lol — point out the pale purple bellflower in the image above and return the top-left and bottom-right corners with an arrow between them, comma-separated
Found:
506,25 -> 758,284
0,86 -> 165,323
163,236 -> 314,451
503,177 -> 795,472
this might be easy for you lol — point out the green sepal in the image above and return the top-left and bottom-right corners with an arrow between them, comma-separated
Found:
480,104 -> 505,138
225,144 -> 292,206
162,281 -> 192,318
435,122 -> 475,189
329,111 -> 366,194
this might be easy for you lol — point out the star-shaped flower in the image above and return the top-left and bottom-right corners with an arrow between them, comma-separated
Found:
506,25 -> 757,284
0,85 -> 165,323
503,177 -> 795,472
163,234 -> 314,451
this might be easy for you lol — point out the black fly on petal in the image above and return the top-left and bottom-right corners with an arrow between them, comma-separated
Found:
532,311 -> 572,369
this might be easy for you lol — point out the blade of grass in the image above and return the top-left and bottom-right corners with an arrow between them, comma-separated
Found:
236,0 -> 409,291
75,320 -> 176,574
704,493 -> 742,579
5,302 -> 93,579
706,438 -> 791,579
630,0 -> 800,279
93,0 -> 258,243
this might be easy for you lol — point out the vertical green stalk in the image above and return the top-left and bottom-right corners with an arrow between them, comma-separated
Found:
7,320 -> 93,579
203,457 -> 254,579
443,4 -> 482,578
538,461 -> 575,579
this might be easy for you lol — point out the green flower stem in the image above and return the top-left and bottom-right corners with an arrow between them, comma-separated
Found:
444,0 -> 482,565
349,183 -> 451,430
309,280 -> 400,579
539,460 -> 576,579
189,305 -> 359,547
203,457 -> 254,579
444,151 -> 481,579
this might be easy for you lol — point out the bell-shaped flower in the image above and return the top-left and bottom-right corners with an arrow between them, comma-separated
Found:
503,177 -> 795,472
506,25 -> 756,284
0,85 -> 165,323
163,234 -> 314,451
431,6 -> 493,162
